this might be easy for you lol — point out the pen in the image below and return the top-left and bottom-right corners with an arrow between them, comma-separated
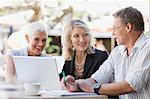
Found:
62,71 -> 67,85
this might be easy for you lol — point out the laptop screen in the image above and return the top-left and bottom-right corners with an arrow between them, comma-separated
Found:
13,56 -> 61,90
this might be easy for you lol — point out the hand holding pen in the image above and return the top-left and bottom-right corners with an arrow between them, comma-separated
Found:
62,71 -> 67,85
61,72 -> 79,92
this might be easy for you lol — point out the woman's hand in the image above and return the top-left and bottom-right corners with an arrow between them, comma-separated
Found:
61,75 -> 78,92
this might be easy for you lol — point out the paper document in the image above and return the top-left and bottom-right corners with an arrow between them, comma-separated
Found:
42,90 -> 97,96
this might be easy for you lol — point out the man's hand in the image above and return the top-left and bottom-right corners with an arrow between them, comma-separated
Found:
76,79 -> 94,93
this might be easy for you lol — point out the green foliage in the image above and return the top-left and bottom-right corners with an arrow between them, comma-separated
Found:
45,36 -> 61,55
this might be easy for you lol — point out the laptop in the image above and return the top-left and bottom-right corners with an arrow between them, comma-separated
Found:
13,56 -> 97,96
13,56 -> 61,90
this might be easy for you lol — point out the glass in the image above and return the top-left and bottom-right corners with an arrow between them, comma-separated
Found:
112,26 -> 124,31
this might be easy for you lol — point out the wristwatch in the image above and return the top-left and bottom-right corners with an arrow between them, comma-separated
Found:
94,85 -> 101,95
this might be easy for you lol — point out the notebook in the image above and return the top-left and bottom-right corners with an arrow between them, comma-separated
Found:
13,56 -> 61,90
42,90 -> 97,96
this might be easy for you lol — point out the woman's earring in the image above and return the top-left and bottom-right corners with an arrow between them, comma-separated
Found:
72,47 -> 75,51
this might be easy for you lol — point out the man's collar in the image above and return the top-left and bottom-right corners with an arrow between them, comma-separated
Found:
119,33 -> 146,56
133,33 -> 146,48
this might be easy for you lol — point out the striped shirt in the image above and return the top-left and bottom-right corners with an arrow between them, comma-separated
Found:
91,34 -> 150,99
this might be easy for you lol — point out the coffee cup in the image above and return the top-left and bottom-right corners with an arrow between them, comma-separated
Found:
24,83 -> 41,95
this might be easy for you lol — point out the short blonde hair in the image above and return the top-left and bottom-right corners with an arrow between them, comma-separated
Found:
62,19 -> 95,60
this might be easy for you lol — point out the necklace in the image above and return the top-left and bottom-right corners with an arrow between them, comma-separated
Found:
75,53 -> 87,67
74,64 -> 84,79
75,64 -> 84,70
75,62 -> 84,67
74,53 -> 87,75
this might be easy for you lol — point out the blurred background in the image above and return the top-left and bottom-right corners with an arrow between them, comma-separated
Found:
0,0 -> 149,81
0,0 -> 149,56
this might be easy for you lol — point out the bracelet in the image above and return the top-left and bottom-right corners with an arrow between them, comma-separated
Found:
94,85 -> 101,95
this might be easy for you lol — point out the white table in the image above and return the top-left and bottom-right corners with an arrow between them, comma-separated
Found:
0,82 -> 108,99
0,90 -> 108,99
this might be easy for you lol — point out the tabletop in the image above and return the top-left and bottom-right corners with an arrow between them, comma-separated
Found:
0,90 -> 108,99
0,82 -> 108,99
